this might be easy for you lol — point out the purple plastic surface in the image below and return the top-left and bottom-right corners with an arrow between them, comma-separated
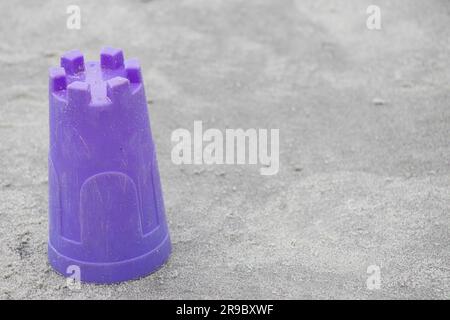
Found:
48,48 -> 171,283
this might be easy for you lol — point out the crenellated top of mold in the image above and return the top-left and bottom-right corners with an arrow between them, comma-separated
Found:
49,47 -> 143,107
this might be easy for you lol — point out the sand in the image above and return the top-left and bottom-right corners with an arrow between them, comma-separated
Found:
0,0 -> 449,299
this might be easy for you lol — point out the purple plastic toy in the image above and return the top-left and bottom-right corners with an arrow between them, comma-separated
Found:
48,47 -> 171,283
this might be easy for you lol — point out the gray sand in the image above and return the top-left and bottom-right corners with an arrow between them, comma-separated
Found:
0,0 -> 449,299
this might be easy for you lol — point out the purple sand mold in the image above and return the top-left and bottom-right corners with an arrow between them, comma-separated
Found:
48,48 -> 171,283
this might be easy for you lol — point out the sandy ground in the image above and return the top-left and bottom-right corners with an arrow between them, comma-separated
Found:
0,0 -> 449,299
